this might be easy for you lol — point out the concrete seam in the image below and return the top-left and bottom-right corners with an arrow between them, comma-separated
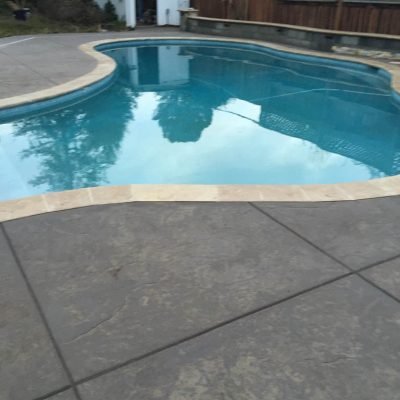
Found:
0,224 -> 82,400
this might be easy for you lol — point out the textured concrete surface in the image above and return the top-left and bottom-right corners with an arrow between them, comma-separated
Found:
0,28 -> 204,100
1,27 -> 400,400
256,198 -> 400,269
48,391 -> 78,400
362,258 -> 400,299
78,277 -> 400,400
0,228 -> 68,400
1,200 -> 400,400
3,203 -> 346,380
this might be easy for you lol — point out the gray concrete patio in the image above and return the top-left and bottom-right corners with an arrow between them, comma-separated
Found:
2,200 -> 400,400
1,28 -> 400,400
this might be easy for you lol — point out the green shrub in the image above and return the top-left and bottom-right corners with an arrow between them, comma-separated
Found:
103,0 -> 118,22
35,0 -> 103,25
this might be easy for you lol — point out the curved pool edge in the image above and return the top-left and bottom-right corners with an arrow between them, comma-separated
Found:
0,44 -> 117,113
1,35 -> 399,115
1,177 -> 400,222
0,35 -> 400,216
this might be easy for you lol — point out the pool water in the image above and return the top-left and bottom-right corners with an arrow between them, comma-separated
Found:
0,40 -> 400,201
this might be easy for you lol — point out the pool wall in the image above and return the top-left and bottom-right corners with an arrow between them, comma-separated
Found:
1,35 -> 400,220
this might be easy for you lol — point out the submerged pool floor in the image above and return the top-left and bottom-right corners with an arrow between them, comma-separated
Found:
0,40 -> 400,201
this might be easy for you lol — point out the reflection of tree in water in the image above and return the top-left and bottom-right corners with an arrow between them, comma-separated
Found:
153,81 -> 230,143
13,82 -> 137,192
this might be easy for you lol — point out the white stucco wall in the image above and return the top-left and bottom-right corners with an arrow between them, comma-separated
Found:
157,0 -> 189,25
158,46 -> 189,85
126,48 -> 139,85
96,0 -> 188,26
117,46 -> 189,87
125,0 -> 136,27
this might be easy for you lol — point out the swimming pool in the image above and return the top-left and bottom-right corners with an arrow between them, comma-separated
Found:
0,39 -> 399,201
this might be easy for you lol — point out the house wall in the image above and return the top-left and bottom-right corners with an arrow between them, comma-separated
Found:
96,0 -> 189,26
157,0 -> 190,25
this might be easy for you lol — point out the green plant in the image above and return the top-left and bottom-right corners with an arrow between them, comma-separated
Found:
35,0 -> 103,25
0,14 -> 100,37
103,0 -> 118,22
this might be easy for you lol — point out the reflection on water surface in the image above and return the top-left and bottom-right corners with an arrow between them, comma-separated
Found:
0,42 -> 399,200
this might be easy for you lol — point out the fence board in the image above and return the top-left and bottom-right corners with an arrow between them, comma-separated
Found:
192,0 -> 400,35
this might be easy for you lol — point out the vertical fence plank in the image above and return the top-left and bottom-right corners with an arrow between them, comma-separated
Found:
334,0 -> 343,30
195,0 -> 400,35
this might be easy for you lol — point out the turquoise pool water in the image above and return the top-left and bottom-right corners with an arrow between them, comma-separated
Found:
0,39 -> 400,201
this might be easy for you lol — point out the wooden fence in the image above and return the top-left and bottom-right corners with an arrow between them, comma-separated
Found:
190,0 -> 400,35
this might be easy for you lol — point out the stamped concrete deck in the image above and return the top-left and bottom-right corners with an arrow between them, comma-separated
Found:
2,200 -> 400,400
1,28 -> 400,400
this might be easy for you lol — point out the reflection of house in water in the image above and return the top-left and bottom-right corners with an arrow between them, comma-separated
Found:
107,44 -> 400,170
110,46 -> 190,91
109,45 -> 230,143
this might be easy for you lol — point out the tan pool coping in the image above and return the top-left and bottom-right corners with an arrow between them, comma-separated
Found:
0,35 -> 400,221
